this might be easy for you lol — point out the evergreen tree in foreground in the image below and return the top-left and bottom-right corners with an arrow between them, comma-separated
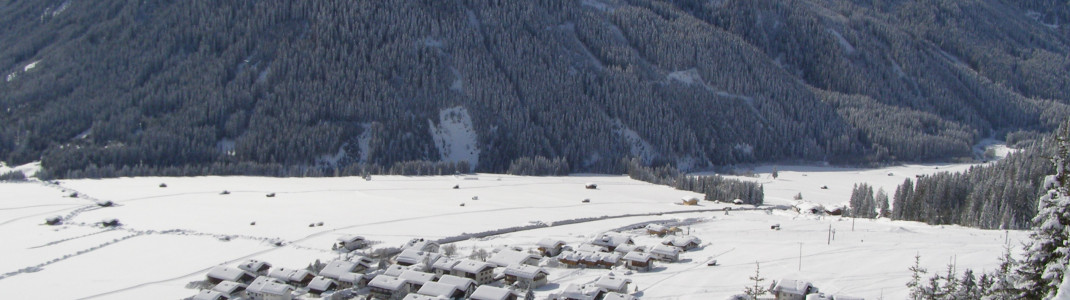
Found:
1016,120 -> 1070,299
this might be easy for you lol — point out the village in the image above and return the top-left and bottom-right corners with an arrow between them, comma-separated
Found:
188,218 -> 851,300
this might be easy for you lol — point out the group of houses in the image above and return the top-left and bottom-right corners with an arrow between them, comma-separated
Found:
542,228 -> 702,273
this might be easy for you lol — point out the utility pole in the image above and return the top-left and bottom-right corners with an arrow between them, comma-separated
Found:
827,224 -> 832,245
798,243 -> 803,271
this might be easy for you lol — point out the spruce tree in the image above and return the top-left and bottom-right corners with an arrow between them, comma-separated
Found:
1015,122 -> 1070,299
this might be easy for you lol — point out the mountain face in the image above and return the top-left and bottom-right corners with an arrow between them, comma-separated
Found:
0,0 -> 1068,176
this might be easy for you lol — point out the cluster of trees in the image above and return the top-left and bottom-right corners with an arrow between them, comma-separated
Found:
506,156 -> 570,176
848,183 -> 889,218
623,158 -> 764,205
0,0 -> 1067,178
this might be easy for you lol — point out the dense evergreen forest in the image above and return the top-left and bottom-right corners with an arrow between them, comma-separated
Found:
1,0 -> 1068,178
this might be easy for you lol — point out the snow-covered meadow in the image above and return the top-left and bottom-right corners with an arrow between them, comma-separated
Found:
0,161 -> 1027,299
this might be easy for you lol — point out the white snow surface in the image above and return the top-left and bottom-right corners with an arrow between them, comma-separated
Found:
0,163 -> 1027,299
428,106 -> 479,169
0,161 -> 41,178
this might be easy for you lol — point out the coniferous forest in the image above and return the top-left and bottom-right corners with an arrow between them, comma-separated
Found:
1,0 -> 1068,181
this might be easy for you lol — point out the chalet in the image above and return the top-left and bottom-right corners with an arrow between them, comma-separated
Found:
487,249 -> 541,267
398,270 -> 436,291
622,251 -> 654,272
612,244 -> 644,255
645,224 -> 669,236
585,183 -> 598,189
680,196 -> 700,205
383,264 -> 414,277
590,232 -> 633,252
246,276 -> 294,300
503,264 -> 549,289
337,235 -> 367,251
238,260 -> 273,275
771,279 -> 819,300
307,276 -> 339,296
470,285 -> 519,300
452,259 -> 495,285
368,275 -> 413,300
661,236 -> 701,251
557,251 -> 581,267
437,275 -> 477,298
267,267 -> 315,286
319,260 -> 360,280
536,238 -> 567,257
210,281 -> 247,297
551,283 -> 603,300
338,273 -> 370,289
603,292 -> 639,300
575,244 -> 608,253
414,281 -> 466,299
431,258 -> 460,278
403,238 -> 440,253
649,244 -> 681,262
192,290 -> 229,300
207,266 -> 256,284
594,275 -> 631,294
395,248 -> 443,269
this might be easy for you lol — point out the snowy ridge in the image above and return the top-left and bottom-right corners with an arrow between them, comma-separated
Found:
428,106 -> 480,169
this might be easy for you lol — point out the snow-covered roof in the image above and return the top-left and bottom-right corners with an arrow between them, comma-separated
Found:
503,264 -> 548,279
595,275 -> 631,291
402,294 -> 441,300
452,259 -> 492,274
487,249 -> 539,267
319,260 -> 358,280
238,259 -> 271,273
437,274 -> 476,290
416,281 -> 461,297
536,238 -> 566,248
649,244 -> 681,256
470,285 -> 515,300
307,276 -> 338,291
338,273 -> 366,284
383,264 -> 419,277
661,235 -> 701,247
603,292 -> 639,300
403,238 -> 439,252
192,290 -> 227,300
207,266 -> 254,282
591,232 -> 633,247
211,280 -> 246,294
556,283 -> 602,300
575,244 -> 608,252
645,224 -> 667,231
398,270 -> 436,286
338,235 -> 365,243
772,278 -> 815,295
613,244 -> 644,254
246,276 -> 293,296
396,248 -> 443,266
266,267 -> 313,283
368,275 -> 410,291
432,257 -> 460,271
622,251 -> 652,262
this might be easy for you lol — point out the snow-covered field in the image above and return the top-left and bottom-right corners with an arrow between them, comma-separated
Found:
0,161 -> 1027,299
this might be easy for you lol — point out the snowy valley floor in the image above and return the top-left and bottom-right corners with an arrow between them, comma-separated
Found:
0,165 -> 1027,299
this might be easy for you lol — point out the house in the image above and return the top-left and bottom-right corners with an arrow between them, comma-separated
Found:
622,251 -> 654,271
267,267 -> 315,286
536,238 -> 567,257
398,270 -> 436,291
415,281 -> 466,299
403,238 -> 440,253
368,275 -> 413,300
319,260 -> 360,280
210,281 -> 247,297
680,196 -> 700,205
594,275 -> 631,294
550,283 -> 603,300
470,285 -> 519,300
192,290 -> 229,300
661,235 -> 702,251
645,224 -> 669,236
590,232 -> 633,252
557,251 -> 581,267
603,292 -> 639,300
613,244 -> 644,255
503,264 -> 549,289
207,266 -> 256,284
487,249 -> 541,267
337,235 -> 367,251
436,274 -> 477,298
307,276 -> 339,296
452,259 -> 495,285
575,244 -> 608,253
576,251 -> 620,269
431,258 -> 460,278
239,260 -> 273,275
246,276 -> 294,300
771,278 -> 819,300
338,273 -> 369,289
395,248 -> 443,269
649,245 -> 681,262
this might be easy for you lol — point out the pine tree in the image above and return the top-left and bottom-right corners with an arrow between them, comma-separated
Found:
877,188 -> 890,218
1015,122 -> 1070,299
907,254 -> 929,300
985,246 -> 1019,299
743,262 -> 768,300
